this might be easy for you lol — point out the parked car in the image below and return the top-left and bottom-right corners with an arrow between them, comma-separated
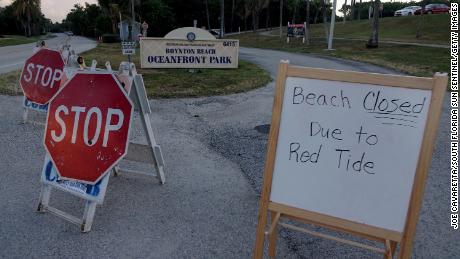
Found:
65,31 -> 73,36
415,4 -> 450,15
394,6 -> 421,16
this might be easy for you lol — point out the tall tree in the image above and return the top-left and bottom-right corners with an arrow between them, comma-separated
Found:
279,0 -> 283,37
205,0 -> 211,30
265,0 -> 270,30
248,0 -> 269,31
342,0 -> 347,24
98,0 -> 128,34
220,0 -> 224,38
231,0 -> 236,32
366,0 -> 379,48
12,0 -> 40,37
358,0 -> 361,20
350,0 -> 355,20
321,0 -> 328,42
305,0 -> 310,44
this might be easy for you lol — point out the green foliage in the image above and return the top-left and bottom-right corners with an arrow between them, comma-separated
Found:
0,0 -> 49,37
101,33 -> 120,43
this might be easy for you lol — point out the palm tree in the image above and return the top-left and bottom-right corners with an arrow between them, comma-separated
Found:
220,0 -> 225,38
305,0 -> 310,44
366,0 -> 379,48
204,0 -> 211,30
279,0 -> 283,37
13,0 -> 40,37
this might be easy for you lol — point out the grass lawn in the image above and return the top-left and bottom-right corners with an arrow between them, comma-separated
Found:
0,34 -> 56,47
266,14 -> 449,45
234,33 -> 449,80
0,43 -> 272,98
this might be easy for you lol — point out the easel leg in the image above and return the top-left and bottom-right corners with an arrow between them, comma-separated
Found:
37,184 -> 51,212
22,108 -> 29,124
384,240 -> 396,259
81,201 -> 97,233
113,165 -> 120,177
268,212 -> 279,258
141,113 -> 166,184
390,241 -> 397,258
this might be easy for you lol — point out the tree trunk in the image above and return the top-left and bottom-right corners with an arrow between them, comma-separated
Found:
279,0 -> 283,37
220,0 -> 225,38
358,0 -> 361,20
314,8 -> 319,24
253,10 -> 259,31
231,0 -> 235,32
266,0 -> 270,29
205,0 -> 211,30
350,0 -> 355,21
305,0 -> 310,44
293,0 -> 297,24
343,0 -> 347,24
321,0 -> 329,42
416,5 -> 424,39
244,5 -> 248,31
366,0 -> 379,48
27,10 -> 32,37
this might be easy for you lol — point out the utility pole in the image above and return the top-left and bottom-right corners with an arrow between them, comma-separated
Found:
328,0 -> 338,50
129,0 -> 135,76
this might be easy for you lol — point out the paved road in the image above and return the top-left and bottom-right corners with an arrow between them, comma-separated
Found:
0,33 -> 96,74
0,47 -> 456,258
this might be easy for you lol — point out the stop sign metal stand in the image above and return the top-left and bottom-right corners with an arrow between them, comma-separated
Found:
37,63 -> 166,232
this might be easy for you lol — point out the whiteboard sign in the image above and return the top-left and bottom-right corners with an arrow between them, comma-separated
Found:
270,77 -> 431,232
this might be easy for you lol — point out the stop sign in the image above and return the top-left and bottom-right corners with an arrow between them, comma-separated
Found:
20,48 -> 66,105
44,72 -> 133,184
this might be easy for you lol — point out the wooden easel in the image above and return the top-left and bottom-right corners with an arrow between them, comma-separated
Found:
253,62 -> 448,258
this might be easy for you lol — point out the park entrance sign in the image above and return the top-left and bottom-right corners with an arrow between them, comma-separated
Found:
44,72 -> 133,184
140,27 -> 239,69
253,62 -> 447,259
20,48 -> 66,105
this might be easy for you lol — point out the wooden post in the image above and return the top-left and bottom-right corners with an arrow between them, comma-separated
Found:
268,212 -> 280,258
253,61 -> 289,259
398,73 -> 448,259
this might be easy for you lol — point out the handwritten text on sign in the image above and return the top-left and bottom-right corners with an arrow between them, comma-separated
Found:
270,77 -> 431,232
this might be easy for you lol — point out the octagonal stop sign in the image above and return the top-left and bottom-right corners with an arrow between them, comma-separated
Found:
44,72 -> 133,184
20,48 -> 66,104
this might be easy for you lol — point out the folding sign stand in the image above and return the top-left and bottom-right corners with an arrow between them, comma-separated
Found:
36,62 -> 166,232
37,155 -> 111,232
22,98 -> 48,125
253,62 -> 448,259
114,62 -> 166,184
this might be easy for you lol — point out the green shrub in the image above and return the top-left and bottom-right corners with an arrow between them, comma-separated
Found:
102,34 -> 120,43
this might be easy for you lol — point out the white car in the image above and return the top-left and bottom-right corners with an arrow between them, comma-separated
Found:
394,6 -> 421,16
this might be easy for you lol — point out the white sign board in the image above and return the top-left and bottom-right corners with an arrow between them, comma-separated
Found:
122,41 -> 136,55
140,38 -> 239,69
270,77 -> 431,232
41,154 -> 109,204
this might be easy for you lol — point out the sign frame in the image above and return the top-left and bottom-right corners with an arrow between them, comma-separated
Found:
253,61 -> 447,259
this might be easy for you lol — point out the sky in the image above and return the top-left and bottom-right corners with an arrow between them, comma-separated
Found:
0,0 -> 97,22
0,0 -> 411,23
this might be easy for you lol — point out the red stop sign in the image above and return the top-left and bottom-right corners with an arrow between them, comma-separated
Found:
20,48 -> 66,104
44,72 -> 133,184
